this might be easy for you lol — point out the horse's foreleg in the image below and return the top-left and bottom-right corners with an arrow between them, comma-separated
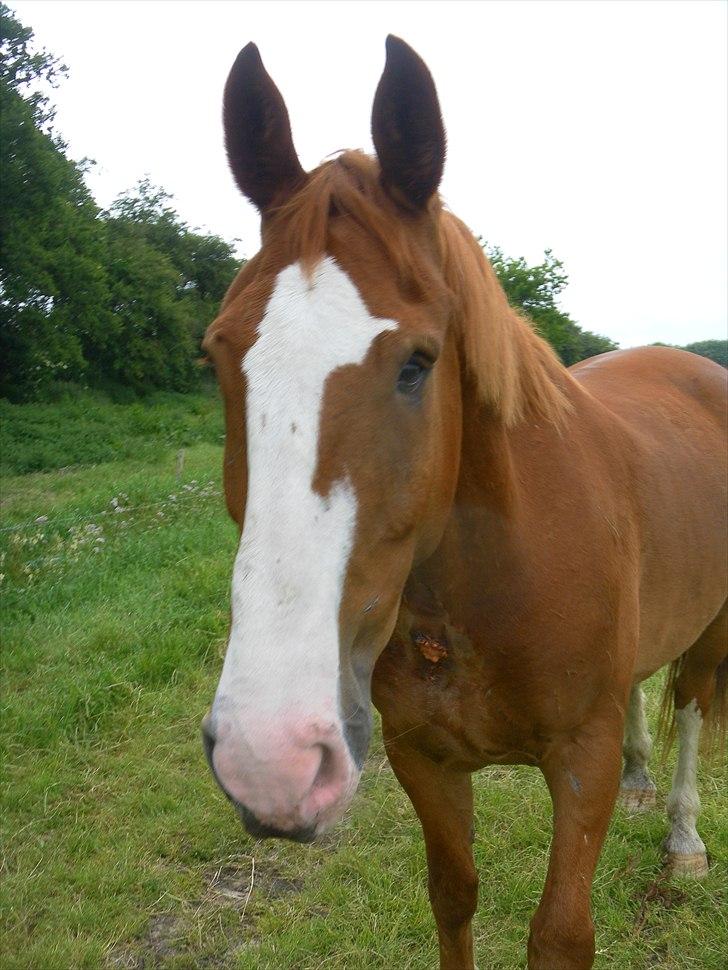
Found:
386,738 -> 477,970
528,719 -> 623,970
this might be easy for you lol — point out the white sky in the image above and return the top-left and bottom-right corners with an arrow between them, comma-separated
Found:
13,0 -> 728,348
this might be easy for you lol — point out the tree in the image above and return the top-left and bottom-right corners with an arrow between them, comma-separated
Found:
105,179 -> 239,346
682,339 -> 727,369
0,0 -> 66,123
0,6 -> 240,400
483,243 -> 618,365
100,217 -> 197,392
97,179 -> 240,391
0,4 -> 110,400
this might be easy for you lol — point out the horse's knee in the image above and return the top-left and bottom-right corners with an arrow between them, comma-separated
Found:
428,865 -> 478,928
528,906 -> 595,970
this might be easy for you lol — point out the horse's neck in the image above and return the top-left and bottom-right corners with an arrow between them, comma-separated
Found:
414,372 -> 575,628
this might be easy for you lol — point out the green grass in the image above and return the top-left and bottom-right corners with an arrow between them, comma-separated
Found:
1,392 -> 726,969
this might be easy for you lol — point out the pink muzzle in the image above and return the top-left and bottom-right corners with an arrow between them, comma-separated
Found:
202,706 -> 360,841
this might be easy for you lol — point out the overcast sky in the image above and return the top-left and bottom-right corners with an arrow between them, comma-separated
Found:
13,0 -> 728,348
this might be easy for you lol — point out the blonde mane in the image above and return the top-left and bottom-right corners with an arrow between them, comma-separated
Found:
267,150 -> 571,426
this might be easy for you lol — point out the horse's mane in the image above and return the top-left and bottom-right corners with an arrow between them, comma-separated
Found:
268,150 -> 571,426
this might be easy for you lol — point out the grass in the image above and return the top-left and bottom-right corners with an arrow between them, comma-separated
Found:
1,390 -> 726,969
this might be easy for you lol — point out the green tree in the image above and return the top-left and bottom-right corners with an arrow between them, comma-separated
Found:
105,179 -> 239,346
0,3 -> 110,400
100,218 -> 197,392
682,339 -> 727,368
483,243 -> 618,365
0,6 -> 240,401
0,0 -> 66,120
98,179 -> 240,390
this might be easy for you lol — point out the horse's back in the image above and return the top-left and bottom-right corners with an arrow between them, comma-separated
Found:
571,346 -> 727,677
571,346 -> 726,471
571,345 -> 726,424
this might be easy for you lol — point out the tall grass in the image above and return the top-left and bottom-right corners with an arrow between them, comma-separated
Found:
0,385 -> 223,476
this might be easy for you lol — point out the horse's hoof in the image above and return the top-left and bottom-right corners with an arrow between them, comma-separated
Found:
618,786 -> 656,813
665,851 -> 709,878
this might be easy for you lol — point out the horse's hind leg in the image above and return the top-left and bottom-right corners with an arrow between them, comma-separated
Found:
665,602 -> 727,878
619,684 -> 657,811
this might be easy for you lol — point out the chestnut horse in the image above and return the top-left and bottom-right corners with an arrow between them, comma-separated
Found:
202,37 -> 727,969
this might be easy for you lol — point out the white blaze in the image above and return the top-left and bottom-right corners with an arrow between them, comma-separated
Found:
214,257 -> 397,729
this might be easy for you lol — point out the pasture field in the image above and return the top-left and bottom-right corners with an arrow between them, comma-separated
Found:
1,390 -> 726,969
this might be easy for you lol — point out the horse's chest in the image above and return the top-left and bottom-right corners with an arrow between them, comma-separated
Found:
372,591 -> 538,769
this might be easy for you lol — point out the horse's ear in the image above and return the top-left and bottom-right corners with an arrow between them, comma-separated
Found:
223,43 -> 305,213
371,36 -> 446,211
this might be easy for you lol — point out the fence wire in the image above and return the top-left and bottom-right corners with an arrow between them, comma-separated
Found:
0,483 -> 222,536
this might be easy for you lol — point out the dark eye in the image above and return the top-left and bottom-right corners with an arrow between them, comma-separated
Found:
397,354 -> 432,396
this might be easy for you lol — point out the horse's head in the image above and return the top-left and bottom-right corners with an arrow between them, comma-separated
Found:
202,37 -> 465,841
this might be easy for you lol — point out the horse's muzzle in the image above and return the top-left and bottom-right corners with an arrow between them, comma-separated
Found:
201,707 -> 360,840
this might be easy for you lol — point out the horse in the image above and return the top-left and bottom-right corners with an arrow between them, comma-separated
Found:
201,36 -> 728,970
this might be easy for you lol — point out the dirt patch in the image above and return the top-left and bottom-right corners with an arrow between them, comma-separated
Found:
147,914 -> 184,959
107,859 -> 304,968
107,913 -> 187,968
208,861 -> 303,901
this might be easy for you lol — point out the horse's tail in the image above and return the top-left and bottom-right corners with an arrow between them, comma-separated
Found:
657,653 -> 728,757
656,656 -> 683,755
710,655 -> 728,754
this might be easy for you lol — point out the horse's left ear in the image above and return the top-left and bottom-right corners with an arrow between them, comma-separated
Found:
371,36 -> 446,211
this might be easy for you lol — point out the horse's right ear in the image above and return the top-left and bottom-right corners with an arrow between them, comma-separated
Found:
223,43 -> 305,213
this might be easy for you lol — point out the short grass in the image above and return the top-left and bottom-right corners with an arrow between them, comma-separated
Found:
1,391 -> 726,969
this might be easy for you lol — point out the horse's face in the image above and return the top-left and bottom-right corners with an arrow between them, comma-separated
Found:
202,38 -> 457,841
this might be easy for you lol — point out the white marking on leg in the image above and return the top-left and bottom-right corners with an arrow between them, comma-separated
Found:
620,685 -> 656,796
215,257 -> 397,735
665,698 -> 706,857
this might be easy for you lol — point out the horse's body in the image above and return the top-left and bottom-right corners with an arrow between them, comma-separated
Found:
376,344 -> 727,769
202,37 -> 727,969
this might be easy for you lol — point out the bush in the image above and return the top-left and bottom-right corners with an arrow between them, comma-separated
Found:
0,386 -> 223,475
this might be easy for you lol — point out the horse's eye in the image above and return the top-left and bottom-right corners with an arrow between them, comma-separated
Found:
397,355 -> 431,395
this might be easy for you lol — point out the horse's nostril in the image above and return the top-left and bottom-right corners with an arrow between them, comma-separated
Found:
201,716 -> 217,772
313,742 -> 337,788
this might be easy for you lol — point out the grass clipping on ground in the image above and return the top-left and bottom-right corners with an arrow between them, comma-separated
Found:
1,391 -> 726,969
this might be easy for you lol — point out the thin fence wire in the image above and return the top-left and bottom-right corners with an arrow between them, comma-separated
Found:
0,486 -> 222,536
